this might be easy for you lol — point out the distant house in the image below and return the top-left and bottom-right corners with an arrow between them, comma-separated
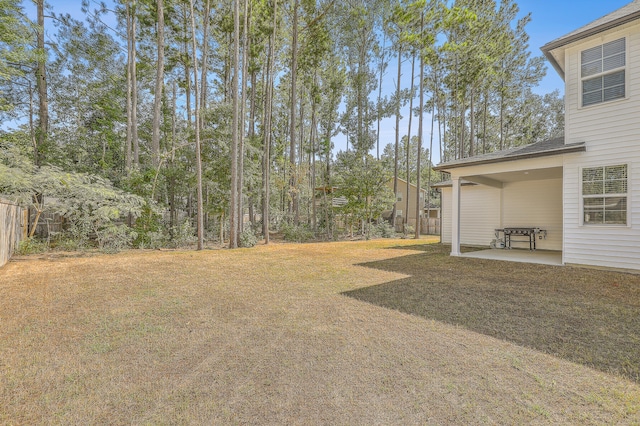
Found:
435,1 -> 640,271
383,178 -> 440,234
383,178 -> 425,226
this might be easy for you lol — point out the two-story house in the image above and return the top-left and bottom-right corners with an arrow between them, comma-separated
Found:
435,0 -> 640,271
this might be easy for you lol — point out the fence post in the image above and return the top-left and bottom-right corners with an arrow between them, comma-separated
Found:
22,209 -> 28,240
1,199 -> 23,268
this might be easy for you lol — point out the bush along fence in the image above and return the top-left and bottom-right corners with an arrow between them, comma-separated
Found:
1,199 -> 23,268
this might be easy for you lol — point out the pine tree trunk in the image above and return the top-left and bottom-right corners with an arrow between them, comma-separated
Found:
131,1 -> 139,166
310,75 -> 318,233
376,33 -> 386,159
35,0 -> 48,167
469,88 -> 474,157
391,45 -> 401,228
189,0 -> 204,250
483,91 -> 488,154
427,89 -> 435,235
324,121 -> 332,240
459,104 -> 465,159
169,81 -> 177,230
414,14 -> 424,239
405,53 -> 415,233
500,79 -> 505,150
289,0 -> 299,225
229,0 -> 241,248
199,0 -> 210,118
125,2 -> 133,172
152,0 -> 165,168
248,68 -> 257,229
238,0 -> 249,235
262,0 -> 277,243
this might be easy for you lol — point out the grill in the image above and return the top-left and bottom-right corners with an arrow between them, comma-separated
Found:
495,227 -> 547,250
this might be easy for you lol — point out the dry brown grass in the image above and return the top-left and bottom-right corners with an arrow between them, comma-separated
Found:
1,238 -> 639,424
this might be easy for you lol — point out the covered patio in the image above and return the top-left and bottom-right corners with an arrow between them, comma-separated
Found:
461,248 -> 563,266
434,137 -> 587,262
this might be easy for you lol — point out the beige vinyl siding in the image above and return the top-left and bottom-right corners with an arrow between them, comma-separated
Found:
441,185 -> 501,246
563,22 -> 640,270
501,179 -> 563,250
387,179 -> 425,221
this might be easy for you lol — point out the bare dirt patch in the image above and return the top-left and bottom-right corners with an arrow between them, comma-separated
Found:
1,239 -> 639,424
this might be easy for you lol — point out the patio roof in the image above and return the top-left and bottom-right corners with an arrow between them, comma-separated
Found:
433,137 -> 586,172
541,0 -> 640,78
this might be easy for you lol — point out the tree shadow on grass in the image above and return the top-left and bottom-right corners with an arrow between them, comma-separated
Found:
343,244 -> 640,383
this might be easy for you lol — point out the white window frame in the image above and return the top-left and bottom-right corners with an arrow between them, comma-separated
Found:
396,192 -> 403,202
580,38 -> 626,107
395,209 -> 403,218
580,164 -> 628,226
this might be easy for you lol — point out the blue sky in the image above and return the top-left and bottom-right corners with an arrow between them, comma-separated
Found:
516,0 -> 631,95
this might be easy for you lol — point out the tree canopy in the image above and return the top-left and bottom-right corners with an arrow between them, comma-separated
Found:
0,0 -> 563,248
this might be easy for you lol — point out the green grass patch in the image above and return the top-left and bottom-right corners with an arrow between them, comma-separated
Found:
345,244 -> 640,383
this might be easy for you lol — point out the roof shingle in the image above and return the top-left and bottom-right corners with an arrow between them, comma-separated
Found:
433,137 -> 586,171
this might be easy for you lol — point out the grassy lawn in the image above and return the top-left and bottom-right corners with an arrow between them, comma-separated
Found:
1,239 -> 639,424
346,244 -> 640,384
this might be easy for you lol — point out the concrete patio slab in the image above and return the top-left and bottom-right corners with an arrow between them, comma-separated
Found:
461,249 -> 563,266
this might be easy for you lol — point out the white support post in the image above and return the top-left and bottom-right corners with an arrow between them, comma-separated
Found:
450,176 -> 461,256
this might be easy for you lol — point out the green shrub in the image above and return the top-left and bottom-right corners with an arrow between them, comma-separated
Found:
133,205 -> 164,249
16,238 -> 48,255
49,232 -> 83,251
239,227 -> 258,248
97,225 -> 137,253
280,223 -> 314,243
402,225 -> 415,238
373,222 -> 396,238
137,231 -> 165,250
66,220 -> 93,249
169,220 -> 196,248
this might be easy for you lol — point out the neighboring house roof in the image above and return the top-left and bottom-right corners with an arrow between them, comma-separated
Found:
389,177 -> 426,193
541,0 -> 640,78
433,137 -> 586,172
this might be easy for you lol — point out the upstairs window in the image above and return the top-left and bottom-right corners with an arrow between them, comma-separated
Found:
581,38 -> 626,107
582,164 -> 627,225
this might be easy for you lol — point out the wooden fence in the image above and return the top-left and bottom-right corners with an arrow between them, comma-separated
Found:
395,217 -> 440,236
1,199 -> 23,268
420,217 -> 440,236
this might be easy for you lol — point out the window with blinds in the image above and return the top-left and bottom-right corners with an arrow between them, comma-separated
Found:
582,164 -> 627,225
581,38 -> 626,106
